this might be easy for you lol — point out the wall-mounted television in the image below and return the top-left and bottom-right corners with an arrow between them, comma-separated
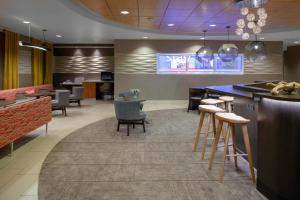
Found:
156,53 -> 244,75
101,72 -> 114,81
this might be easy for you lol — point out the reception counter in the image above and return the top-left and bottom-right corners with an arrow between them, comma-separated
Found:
83,80 -> 114,99
192,82 -> 300,200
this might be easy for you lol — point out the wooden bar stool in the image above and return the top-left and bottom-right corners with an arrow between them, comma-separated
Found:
208,112 -> 255,183
201,98 -> 224,107
219,96 -> 234,112
192,105 -> 225,160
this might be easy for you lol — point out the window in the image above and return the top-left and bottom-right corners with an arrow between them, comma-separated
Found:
156,53 -> 244,74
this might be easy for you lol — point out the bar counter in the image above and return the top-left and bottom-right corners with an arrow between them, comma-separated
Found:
192,82 -> 300,200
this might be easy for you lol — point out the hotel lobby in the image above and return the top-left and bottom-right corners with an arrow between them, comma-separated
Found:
0,0 -> 300,199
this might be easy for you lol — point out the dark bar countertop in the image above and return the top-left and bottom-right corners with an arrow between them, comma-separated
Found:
192,82 -> 300,102
193,81 -> 300,200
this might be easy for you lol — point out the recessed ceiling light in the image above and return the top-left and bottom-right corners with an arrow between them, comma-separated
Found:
200,37 -> 205,40
56,35 -> 62,38
209,24 -> 216,27
294,41 -> 300,44
143,36 -> 149,39
23,21 -> 31,24
167,23 -> 175,27
120,10 -> 129,15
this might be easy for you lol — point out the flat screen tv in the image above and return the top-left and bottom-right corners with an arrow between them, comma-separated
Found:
101,72 -> 114,81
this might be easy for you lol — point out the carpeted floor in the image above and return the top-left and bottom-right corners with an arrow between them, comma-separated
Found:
38,109 -> 265,200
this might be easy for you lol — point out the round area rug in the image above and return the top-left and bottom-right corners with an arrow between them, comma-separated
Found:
38,109 -> 264,200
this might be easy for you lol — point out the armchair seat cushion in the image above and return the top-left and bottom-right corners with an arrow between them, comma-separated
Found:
51,100 -> 59,107
139,111 -> 147,120
69,94 -> 76,99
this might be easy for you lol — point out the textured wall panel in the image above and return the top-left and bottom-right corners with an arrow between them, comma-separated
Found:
115,53 -> 156,74
114,40 -> 284,100
115,40 -> 283,75
19,49 -> 32,74
54,56 -> 114,73
115,52 -> 283,75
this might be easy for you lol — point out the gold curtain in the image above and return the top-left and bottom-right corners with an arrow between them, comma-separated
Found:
32,38 -> 44,85
44,43 -> 53,84
3,30 -> 19,89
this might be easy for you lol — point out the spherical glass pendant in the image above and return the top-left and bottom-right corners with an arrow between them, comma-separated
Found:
237,19 -> 246,28
259,12 -> 268,20
257,19 -> 266,27
248,21 -> 255,29
245,41 -> 267,62
253,26 -> 262,34
196,46 -> 214,63
257,7 -> 266,16
242,32 -> 250,40
235,28 -> 244,36
218,44 -> 239,62
247,13 -> 256,22
241,7 -> 249,15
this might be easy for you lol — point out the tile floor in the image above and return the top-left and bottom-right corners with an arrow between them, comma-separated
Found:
0,99 -> 187,200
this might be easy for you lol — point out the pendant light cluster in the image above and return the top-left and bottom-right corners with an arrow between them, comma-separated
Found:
235,0 -> 268,40
19,22 -> 49,51
196,26 -> 239,63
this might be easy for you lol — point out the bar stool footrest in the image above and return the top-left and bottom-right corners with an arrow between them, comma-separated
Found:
217,143 -> 233,148
225,153 -> 248,157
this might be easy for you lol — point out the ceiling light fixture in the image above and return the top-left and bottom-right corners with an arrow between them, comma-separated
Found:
19,23 -> 49,51
120,10 -> 129,15
196,30 -> 214,64
167,23 -> 175,27
23,21 -> 31,24
56,35 -> 62,38
245,34 -> 266,62
235,0 -> 268,40
143,36 -> 148,39
209,24 -> 216,27
218,26 -> 239,62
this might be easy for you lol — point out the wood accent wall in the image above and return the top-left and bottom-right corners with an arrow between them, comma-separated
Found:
284,45 -> 300,82
83,82 -> 96,98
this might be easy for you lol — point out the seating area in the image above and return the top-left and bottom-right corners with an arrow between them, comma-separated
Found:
1,0 -> 300,199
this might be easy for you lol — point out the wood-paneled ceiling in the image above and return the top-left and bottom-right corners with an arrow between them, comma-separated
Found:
80,0 -> 300,35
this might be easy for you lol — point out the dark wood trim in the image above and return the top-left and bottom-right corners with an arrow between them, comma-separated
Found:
53,47 -> 114,56
53,44 -> 114,47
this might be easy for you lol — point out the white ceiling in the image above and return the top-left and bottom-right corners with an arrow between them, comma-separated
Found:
0,0 -> 299,46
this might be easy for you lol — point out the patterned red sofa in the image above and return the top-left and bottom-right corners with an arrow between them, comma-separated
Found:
0,97 -> 52,153
0,84 -> 53,100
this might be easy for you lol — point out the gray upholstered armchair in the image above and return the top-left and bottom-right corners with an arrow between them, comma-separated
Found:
114,99 -> 146,136
69,87 -> 84,106
118,89 -> 143,110
52,90 -> 70,116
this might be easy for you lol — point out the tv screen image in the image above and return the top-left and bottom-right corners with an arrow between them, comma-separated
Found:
156,53 -> 244,74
